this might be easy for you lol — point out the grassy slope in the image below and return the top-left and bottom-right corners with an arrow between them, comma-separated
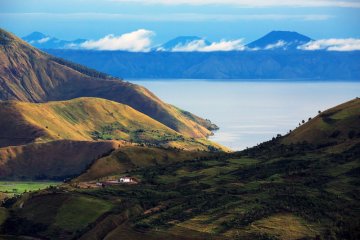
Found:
0,97 -> 224,151
283,98 -> 360,150
0,28 -> 214,138
0,97 -> 179,145
0,97 -> 227,180
1,99 -> 359,240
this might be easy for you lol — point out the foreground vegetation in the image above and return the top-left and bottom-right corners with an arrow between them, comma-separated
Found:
0,101 -> 358,239
1,134 -> 358,239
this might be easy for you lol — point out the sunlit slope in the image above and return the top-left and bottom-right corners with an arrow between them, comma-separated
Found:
0,97 -> 177,144
0,97 -> 227,179
283,98 -> 360,149
0,28 -> 215,138
0,97 -> 225,151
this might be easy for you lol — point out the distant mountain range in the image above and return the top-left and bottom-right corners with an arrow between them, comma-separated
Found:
21,30 -> 360,80
46,50 -> 360,80
23,30 -> 314,51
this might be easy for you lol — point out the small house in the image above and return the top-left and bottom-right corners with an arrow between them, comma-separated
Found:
119,176 -> 137,184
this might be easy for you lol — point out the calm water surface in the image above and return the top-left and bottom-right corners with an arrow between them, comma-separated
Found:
132,80 -> 360,150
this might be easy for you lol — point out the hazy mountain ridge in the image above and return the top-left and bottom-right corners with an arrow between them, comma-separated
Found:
23,30 -> 313,51
22,30 -> 360,80
46,49 -> 360,80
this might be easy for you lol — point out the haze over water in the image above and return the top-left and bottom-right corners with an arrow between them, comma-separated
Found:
133,80 -> 360,150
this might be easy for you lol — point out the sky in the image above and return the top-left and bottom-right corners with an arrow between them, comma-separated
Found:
0,0 -> 360,47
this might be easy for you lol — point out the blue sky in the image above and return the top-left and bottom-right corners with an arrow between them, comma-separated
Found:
0,0 -> 359,45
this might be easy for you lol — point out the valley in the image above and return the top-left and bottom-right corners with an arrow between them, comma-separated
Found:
0,92 -> 359,239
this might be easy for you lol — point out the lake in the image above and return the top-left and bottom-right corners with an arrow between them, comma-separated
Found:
132,80 -> 360,150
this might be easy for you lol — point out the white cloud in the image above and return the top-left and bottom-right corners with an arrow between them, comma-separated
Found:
64,43 -> 79,49
171,40 -> 208,52
171,39 -> 245,52
80,29 -> 154,51
37,37 -> 50,43
264,40 -> 287,50
203,39 -> 245,51
299,38 -> 360,51
110,0 -> 360,8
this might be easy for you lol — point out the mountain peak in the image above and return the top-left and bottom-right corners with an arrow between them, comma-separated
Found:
246,30 -> 312,50
23,31 -> 48,41
265,30 -> 312,40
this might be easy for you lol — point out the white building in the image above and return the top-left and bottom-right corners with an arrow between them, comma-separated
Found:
119,177 -> 136,183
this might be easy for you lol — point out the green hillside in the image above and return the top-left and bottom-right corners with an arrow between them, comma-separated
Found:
0,97 -> 196,146
0,97 -> 226,180
1,98 -> 359,239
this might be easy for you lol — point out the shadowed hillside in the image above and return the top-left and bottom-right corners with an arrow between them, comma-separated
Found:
0,140 -> 122,180
0,28 -> 216,138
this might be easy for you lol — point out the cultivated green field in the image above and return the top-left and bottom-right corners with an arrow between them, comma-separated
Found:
0,181 -> 60,196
